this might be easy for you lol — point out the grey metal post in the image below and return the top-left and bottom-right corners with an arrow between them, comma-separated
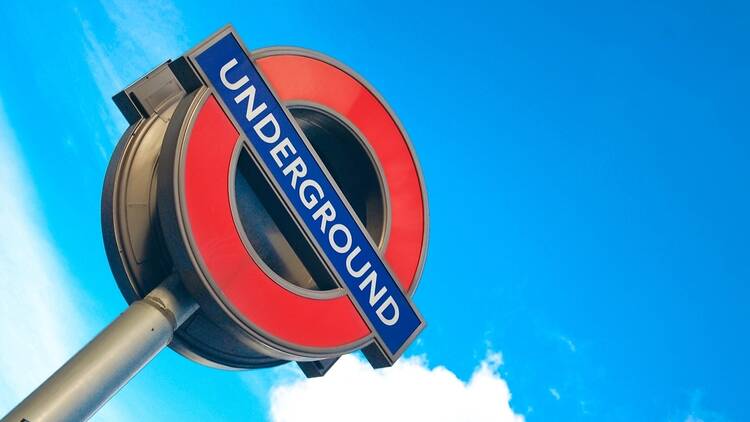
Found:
2,276 -> 198,422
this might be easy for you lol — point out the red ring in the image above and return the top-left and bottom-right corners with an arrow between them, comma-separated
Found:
182,52 -> 426,353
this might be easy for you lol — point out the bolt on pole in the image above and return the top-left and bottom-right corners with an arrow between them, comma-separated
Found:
2,276 -> 198,422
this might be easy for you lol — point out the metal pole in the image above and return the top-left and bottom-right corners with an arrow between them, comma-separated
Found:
2,276 -> 198,422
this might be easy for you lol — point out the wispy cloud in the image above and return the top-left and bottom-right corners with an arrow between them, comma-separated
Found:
269,352 -> 525,422
78,14 -> 128,145
560,335 -> 576,352
0,0 -> 189,417
549,387 -> 561,401
98,0 -> 187,65
0,98 -> 126,420
76,0 -> 188,144
673,390 -> 727,422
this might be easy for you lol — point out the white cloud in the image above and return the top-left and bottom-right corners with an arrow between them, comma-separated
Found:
78,14 -> 128,144
560,335 -> 576,352
98,0 -> 187,66
269,352 -> 525,422
549,387 -> 561,400
76,0 -> 188,143
676,390 -> 725,422
80,0 -> 187,100
0,99 -> 126,420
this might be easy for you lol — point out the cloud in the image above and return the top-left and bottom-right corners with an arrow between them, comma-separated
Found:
78,14 -> 128,145
269,352 -> 525,422
98,0 -> 187,65
0,99 -> 126,420
549,387 -> 561,400
76,0 -> 188,144
560,335 -> 576,352
80,0 -> 187,100
0,1 -> 189,419
674,390 -> 727,422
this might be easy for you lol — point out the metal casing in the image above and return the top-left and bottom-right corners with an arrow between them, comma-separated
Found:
102,47 -> 429,370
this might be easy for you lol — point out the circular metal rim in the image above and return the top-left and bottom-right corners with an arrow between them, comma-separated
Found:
101,122 -> 141,303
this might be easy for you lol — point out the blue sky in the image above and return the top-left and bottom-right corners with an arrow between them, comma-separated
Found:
0,1 -> 748,421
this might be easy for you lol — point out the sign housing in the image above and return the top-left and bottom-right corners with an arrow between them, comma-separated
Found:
184,27 -> 424,367
104,25 -> 429,374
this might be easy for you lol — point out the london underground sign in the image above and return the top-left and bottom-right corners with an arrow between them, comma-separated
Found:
185,27 -> 424,366
2,24 -> 428,421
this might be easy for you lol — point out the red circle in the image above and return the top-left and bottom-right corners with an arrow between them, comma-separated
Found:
182,52 -> 426,354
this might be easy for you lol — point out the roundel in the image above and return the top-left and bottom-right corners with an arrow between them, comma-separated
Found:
157,48 -> 428,361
